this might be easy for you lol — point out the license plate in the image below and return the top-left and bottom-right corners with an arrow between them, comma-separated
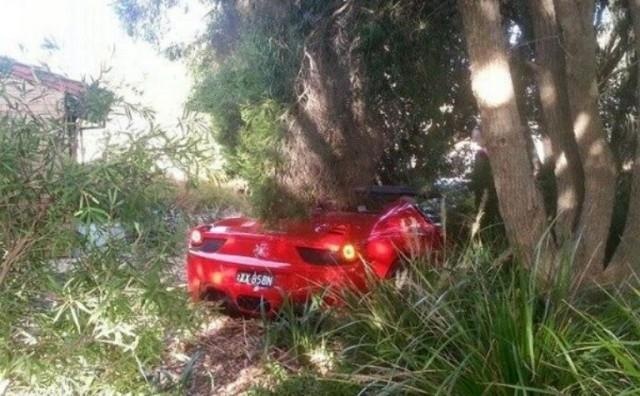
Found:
236,272 -> 274,287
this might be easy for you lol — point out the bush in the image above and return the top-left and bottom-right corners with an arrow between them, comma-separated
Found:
188,10 -> 307,218
0,242 -> 200,394
0,74 -> 236,393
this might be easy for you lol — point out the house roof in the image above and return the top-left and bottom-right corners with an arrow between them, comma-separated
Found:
2,57 -> 85,96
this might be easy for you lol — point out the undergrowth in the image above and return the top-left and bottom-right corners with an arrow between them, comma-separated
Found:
0,71 -> 243,394
0,243 -> 201,394
258,247 -> 640,395
3,60 -> 640,395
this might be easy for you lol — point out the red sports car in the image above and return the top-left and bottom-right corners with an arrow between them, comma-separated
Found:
186,186 -> 442,315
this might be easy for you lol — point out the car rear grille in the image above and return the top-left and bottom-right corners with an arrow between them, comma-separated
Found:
297,247 -> 342,265
236,295 -> 271,313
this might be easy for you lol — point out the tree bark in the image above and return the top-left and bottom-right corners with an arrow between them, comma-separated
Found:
601,0 -> 640,283
528,0 -> 584,238
602,126 -> 640,283
458,0 -> 551,266
554,0 -> 618,280
277,1 -> 386,208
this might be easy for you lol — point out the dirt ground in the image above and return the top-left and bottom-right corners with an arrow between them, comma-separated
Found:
166,315 -> 269,395
158,257 -> 275,395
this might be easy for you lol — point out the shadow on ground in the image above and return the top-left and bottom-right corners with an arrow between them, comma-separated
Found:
156,313 -> 270,395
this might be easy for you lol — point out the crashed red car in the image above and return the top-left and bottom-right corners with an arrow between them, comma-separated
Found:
186,186 -> 442,315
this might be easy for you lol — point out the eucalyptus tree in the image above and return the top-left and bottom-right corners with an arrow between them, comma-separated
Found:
459,0 -> 640,284
115,0 -> 475,216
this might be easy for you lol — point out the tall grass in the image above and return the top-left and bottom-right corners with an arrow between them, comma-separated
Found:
263,246 -> 640,395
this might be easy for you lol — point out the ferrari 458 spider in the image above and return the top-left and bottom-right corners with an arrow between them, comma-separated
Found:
186,186 -> 442,315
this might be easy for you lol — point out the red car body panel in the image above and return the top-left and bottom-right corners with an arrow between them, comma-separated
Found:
186,199 -> 441,315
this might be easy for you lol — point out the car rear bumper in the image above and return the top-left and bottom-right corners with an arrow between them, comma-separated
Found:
186,252 -> 366,315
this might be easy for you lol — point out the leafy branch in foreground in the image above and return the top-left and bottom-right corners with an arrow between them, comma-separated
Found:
0,69 -> 237,393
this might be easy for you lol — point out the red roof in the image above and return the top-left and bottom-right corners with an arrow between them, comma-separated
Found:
5,58 -> 85,96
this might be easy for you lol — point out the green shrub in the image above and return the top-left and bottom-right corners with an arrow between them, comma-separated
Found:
0,74 -> 233,394
0,242 -> 200,394
188,12 -> 306,218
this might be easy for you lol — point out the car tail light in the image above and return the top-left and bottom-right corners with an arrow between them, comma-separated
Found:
190,229 -> 203,246
190,237 -> 226,253
297,244 -> 358,265
342,244 -> 357,261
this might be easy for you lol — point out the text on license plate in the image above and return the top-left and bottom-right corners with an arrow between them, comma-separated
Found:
236,272 -> 274,287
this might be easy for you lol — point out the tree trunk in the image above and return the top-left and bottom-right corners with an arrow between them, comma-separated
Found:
277,1 -> 386,208
458,0 -> 551,266
602,126 -> 640,283
601,0 -> 640,283
528,0 -> 584,239
554,0 -> 618,280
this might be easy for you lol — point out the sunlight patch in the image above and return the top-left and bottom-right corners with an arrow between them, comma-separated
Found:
308,344 -> 336,375
539,79 -> 557,105
557,189 -> 577,213
574,112 -> 591,141
472,60 -> 515,108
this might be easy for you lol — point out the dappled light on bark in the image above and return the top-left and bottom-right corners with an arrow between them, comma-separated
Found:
459,0 -> 551,267
471,61 -> 516,109
529,0 -> 584,239
554,0 -> 618,280
573,112 -> 591,143
601,0 -> 640,283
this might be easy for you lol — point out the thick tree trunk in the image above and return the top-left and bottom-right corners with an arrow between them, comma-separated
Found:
601,0 -> 640,283
458,0 -> 551,266
554,0 -> 618,279
277,1 -> 386,208
528,0 -> 584,238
